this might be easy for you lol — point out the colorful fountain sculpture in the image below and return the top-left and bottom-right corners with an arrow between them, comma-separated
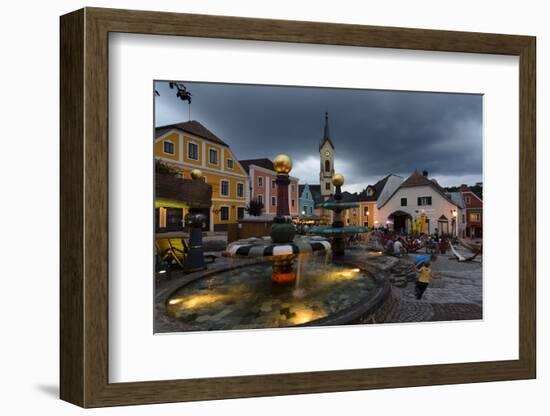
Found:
226,154 -> 331,284
311,173 -> 369,257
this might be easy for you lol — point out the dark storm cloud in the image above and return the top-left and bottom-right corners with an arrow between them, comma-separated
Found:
155,81 -> 482,191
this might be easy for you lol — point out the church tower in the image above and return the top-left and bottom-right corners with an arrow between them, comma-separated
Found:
319,112 -> 335,200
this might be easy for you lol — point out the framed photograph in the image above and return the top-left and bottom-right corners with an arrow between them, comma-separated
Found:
60,7 -> 536,408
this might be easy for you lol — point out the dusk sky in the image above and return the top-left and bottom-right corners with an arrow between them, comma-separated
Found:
154,81 -> 482,194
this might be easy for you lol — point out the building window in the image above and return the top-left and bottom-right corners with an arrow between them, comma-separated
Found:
469,212 -> 481,222
257,195 -> 263,206
220,206 -> 229,221
367,187 -> 374,197
465,195 -> 471,204
325,182 -> 330,190
236,183 -> 244,198
227,159 -> 234,169
325,160 -> 331,172
417,196 -> 432,206
271,196 -> 276,206
291,184 -> 295,193
272,180 -> 276,189
188,142 -> 199,160
237,207 -> 245,220
220,180 -> 229,196
163,141 -> 175,155
291,199 -> 295,207
353,209 -> 357,216
401,197 -> 407,206
258,177 -> 263,187
364,206 -> 369,216
209,148 -> 218,165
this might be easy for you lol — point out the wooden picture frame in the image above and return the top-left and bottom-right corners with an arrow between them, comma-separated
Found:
60,7 -> 536,408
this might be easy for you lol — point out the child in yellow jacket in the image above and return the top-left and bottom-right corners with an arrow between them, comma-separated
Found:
415,260 -> 437,300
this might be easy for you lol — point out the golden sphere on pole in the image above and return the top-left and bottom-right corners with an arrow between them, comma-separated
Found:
332,173 -> 345,186
190,169 -> 203,180
273,154 -> 292,174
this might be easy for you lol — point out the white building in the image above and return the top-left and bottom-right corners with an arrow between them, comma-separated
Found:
377,170 -> 465,236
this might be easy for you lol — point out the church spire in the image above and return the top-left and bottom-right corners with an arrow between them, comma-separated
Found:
319,112 -> 335,151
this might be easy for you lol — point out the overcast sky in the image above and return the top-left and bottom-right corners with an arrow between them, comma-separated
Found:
155,81 -> 482,193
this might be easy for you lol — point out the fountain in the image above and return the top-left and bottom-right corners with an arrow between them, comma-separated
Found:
162,156 -> 389,331
226,154 -> 331,284
311,173 -> 369,256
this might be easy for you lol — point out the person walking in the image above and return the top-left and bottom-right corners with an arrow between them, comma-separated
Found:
415,259 -> 439,300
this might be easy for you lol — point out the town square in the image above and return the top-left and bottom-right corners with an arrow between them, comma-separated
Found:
153,81 -> 483,333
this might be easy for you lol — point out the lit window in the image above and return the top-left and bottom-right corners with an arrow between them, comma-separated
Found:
209,148 -> 218,165
163,141 -> 174,155
188,142 -> 199,160
364,206 -> 369,216
220,180 -> 229,196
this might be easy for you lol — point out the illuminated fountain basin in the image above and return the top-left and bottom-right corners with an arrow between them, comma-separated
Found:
165,256 -> 382,331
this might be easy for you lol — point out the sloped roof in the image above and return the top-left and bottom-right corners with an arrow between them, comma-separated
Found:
155,173 -> 212,209
357,175 -> 391,202
379,170 -> 461,209
447,191 -> 465,209
155,120 -> 229,147
307,184 -> 324,204
239,158 -> 274,173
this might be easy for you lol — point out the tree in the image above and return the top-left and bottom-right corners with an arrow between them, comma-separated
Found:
245,199 -> 264,216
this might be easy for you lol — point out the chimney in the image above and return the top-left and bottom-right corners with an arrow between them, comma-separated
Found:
422,170 -> 428,177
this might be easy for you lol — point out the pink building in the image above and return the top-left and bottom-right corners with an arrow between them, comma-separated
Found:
240,158 -> 300,216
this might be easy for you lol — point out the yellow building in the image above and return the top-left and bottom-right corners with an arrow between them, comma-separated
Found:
155,120 -> 249,232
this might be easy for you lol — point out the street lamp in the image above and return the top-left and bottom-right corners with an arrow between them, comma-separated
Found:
451,209 -> 458,237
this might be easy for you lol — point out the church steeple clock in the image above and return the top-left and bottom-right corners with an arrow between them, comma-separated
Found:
319,112 -> 335,199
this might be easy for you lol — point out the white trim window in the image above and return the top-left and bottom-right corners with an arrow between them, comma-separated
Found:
209,148 -> 218,165
257,195 -> 263,206
188,142 -> 199,160
220,180 -> 229,197
163,141 -> 175,155
236,183 -> 244,198
258,177 -> 263,187
227,159 -> 234,169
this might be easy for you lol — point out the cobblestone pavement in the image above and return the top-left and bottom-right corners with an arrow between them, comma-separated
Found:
372,246 -> 482,323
